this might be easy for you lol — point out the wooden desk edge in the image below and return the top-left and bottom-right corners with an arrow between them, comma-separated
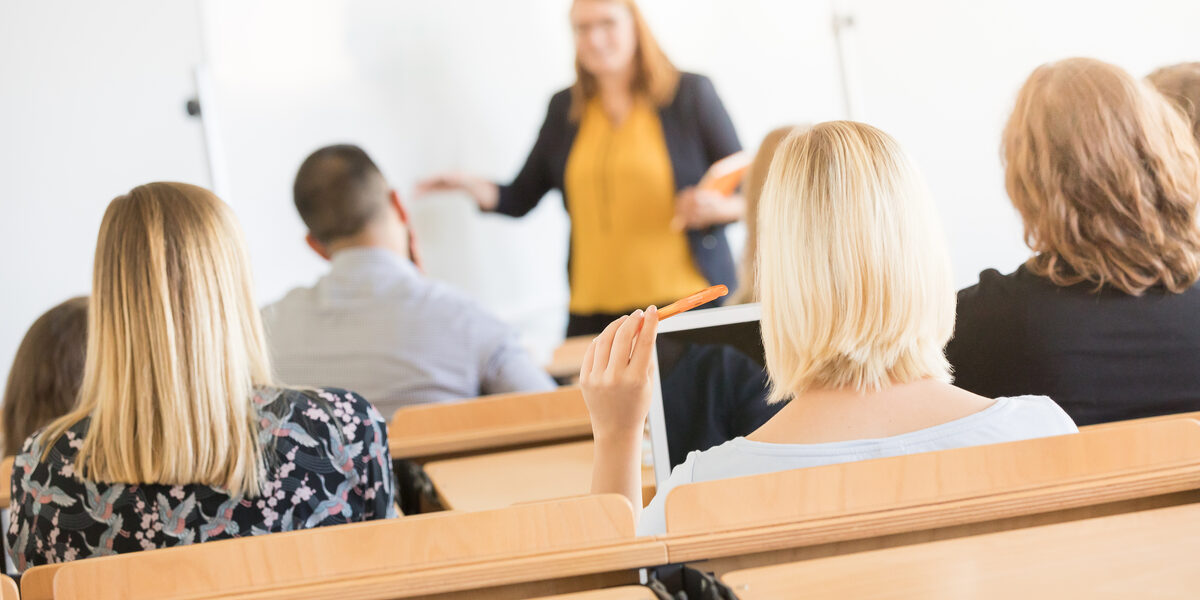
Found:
390,420 -> 594,460
662,462 -> 1200,563
179,539 -> 667,600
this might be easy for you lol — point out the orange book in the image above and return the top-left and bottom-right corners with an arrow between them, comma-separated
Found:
698,151 -> 751,196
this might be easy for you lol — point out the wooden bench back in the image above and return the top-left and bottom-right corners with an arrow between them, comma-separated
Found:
30,494 -> 664,600
663,419 -> 1200,567
389,386 -> 590,460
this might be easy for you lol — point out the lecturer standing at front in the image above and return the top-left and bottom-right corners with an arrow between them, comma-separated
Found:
420,0 -> 744,336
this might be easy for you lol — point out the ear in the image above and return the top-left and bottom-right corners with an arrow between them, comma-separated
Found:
389,189 -> 411,225
390,190 -> 423,270
305,234 -> 332,261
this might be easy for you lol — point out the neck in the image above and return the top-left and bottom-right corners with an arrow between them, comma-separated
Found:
595,65 -> 635,99
325,223 -> 410,262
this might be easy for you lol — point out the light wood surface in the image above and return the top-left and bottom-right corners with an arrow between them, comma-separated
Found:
662,419 -> 1200,567
425,440 -> 656,512
722,502 -> 1200,599
20,564 -> 55,600
529,586 -> 656,599
388,386 -> 592,460
0,576 -> 16,600
43,494 -> 665,600
0,455 -> 12,510
1081,411 -> 1200,432
546,336 -> 593,380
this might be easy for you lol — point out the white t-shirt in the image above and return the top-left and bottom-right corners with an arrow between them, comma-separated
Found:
638,395 -> 1077,536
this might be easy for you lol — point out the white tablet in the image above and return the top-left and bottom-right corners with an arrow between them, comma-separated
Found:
648,302 -> 774,486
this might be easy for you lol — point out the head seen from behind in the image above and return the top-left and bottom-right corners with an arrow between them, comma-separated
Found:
1147,62 -> 1200,149
43,182 -> 273,497
757,122 -> 955,403
568,0 -> 679,120
3,297 -> 88,457
294,144 -> 411,261
1004,57 -> 1200,295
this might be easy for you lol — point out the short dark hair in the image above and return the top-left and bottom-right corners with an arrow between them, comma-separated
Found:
293,144 -> 389,243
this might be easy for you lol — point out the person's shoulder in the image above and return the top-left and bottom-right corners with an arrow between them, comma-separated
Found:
990,395 -> 1079,436
268,387 -> 386,426
261,283 -> 318,321
677,72 -> 712,89
547,87 -> 573,118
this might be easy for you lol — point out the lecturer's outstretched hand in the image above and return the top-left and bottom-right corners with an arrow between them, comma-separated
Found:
580,306 -> 659,518
416,173 -> 500,212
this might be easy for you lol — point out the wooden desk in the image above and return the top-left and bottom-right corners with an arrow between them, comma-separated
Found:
722,502 -> 1200,599
0,455 -> 12,510
389,387 -> 592,461
547,336 -> 593,381
1081,411 -> 1200,432
425,440 -> 656,512
530,586 -> 656,599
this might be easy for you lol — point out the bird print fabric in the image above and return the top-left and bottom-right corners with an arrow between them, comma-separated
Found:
7,387 -> 396,571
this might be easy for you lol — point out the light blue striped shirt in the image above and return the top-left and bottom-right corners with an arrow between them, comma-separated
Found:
262,248 -> 555,418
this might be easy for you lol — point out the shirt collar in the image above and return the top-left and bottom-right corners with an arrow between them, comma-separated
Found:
328,247 -> 419,281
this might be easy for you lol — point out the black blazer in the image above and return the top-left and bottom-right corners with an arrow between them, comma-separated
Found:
494,72 -> 743,298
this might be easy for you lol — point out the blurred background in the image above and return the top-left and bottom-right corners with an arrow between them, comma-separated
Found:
2,0 -> 1198,381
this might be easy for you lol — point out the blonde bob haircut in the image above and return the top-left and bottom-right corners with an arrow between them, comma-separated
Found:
568,0 -> 680,122
42,182 -> 274,497
1003,58 -> 1200,295
757,121 -> 954,403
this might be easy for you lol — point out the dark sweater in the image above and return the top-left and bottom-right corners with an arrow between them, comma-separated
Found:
494,72 -> 743,298
946,265 -> 1200,426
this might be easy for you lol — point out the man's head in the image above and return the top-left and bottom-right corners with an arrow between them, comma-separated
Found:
293,144 -> 412,260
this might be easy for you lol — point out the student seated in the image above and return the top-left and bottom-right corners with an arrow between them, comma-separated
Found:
263,145 -> 555,419
2,296 -> 87,457
8,183 -> 396,571
947,58 -> 1200,426
580,122 -> 1078,535
1148,62 -> 1200,146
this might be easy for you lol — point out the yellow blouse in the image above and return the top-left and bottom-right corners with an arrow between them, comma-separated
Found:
564,98 -> 709,314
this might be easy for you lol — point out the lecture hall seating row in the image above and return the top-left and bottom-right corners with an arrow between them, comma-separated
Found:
9,416 -> 1200,599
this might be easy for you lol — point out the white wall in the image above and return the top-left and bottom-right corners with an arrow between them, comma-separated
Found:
0,1 -> 208,384
848,0 -> 1200,285
1,0 -> 1198,383
200,0 -> 841,362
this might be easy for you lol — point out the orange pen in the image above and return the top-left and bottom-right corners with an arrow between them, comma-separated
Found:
657,285 -> 729,321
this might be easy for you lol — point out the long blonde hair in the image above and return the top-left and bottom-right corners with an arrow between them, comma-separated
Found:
758,122 -> 954,403
41,182 -> 273,496
729,125 -> 802,305
1003,58 -> 1200,295
568,0 -> 680,121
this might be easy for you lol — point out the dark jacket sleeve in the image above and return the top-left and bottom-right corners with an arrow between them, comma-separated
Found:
495,91 -> 571,218
692,74 -> 742,164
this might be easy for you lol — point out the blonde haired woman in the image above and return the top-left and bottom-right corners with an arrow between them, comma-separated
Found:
8,183 -> 396,570
419,0 -> 743,335
580,122 -> 1077,535
948,58 -> 1200,426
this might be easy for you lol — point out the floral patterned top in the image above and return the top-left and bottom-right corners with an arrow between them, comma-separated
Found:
7,387 -> 397,571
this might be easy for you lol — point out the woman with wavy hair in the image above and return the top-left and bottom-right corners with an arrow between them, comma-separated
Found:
581,122 -> 1076,535
948,58 -> 1200,426
8,182 -> 396,570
